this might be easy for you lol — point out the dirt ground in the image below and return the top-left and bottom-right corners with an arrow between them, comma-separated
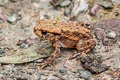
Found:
0,0 -> 120,80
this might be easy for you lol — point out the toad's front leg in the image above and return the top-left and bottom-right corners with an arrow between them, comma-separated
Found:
41,40 -> 61,69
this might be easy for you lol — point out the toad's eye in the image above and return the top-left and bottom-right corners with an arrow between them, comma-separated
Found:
85,23 -> 90,26
42,31 -> 47,35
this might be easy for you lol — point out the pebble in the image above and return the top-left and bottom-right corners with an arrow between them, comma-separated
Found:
13,66 -> 22,71
14,71 -> 29,80
33,2 -> 50,9
19,43 -> 27,49
9,0 -> 18,2
118,74 -> 120,79
98,1 -> 113,9
0,0 -> 3,6
64,59 -> 81,72
64,8 -> 71,16
94,28 -> 105,41
71,0 -> 88,17
60,0 -> 71,7
118,41 -> 120,48
0,49 -> 6,54
40,75 -> 48,80
34,58 -> 44,63
7,14 -> 17,24
80,54 -> 110,74
34,72 -> 42,80
90,4 -> 100,16
0,28 -> 3,33
47,75 -> 60,80
101,74 -> 114,80
106,30 -> 116,39
0,19 -> 3,24
31,0 -> 40,3
0,0 -> 8,6
59,68 -> 67,73
15,76 -> 28,80
39,0 -> 49,3
90,77 -> 100,80
112,0 -> 120,5
78,70 -> 92,80
94,42 -> 102,50
0,70 -> 9,75
24,29 -> 29,32
0,74 -> 4,79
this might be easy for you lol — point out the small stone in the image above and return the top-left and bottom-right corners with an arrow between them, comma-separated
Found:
118,41 -> 120,48
50,0 -> 61,7
59,68 -> 67,73
9,0 -> 19,2
34,72 -> 42,80
47,75 -> 60,80
14,71 -> 29,80
0,28 -> 3,33
0,19 -> 3,24
64,59 -> 81,72
112,0 -> 120,5
0,70 -> 9,75
14,66 -> 22,71
39,0 -> 49,2
0,0 -> 3,6
60,0 -> 71,7
94,28 -> 105,40
99,1 -> 113,9
106,30 -> 116,39
7,14 -> 17,24
90,77 -> 100,80
71,0 -> 88,17
40,75 -> 48,80
24,29 -> 29,32
101,74 -> 114,80
31,0 -> 40,3
80,54 -> 110,74
64,8 -> 71,16
34,59 -> 44,63
90,4 -> 100,16
0,0 -> 8,6
15,77 -> 28,80
94,42 -> 102,50
78,70 -> 92,80
0,74 -> 4,79
0,49 -> 6,54
118,74 -> 120,79
19,44 -> 26,49
93,19 -> 120,39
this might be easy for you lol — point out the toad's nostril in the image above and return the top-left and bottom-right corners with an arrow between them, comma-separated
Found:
34,27 -> 38,32
87,42 -> 90,45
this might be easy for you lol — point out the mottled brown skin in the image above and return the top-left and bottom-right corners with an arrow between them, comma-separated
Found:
34,19 -> 96,69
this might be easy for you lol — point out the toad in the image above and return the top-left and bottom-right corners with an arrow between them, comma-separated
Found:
34,19 -> 96,68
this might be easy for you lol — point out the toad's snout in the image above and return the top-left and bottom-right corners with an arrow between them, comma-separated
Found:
34,27 -> 42,37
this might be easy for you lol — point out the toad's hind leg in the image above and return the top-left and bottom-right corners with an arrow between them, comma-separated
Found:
41,42 -> 60,69
69,39 -> 96,59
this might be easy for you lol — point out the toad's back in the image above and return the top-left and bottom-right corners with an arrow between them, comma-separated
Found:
35,19 -> 92,39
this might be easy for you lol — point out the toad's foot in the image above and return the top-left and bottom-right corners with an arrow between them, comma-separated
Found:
41,47 -> 60,69
68,52 -> 82,60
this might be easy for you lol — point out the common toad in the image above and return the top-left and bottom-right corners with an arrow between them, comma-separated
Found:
34,19 -> 96,68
